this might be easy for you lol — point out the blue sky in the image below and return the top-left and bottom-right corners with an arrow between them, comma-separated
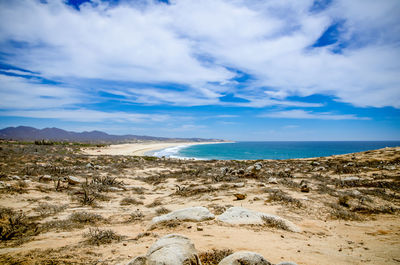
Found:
0,0 -> 399,141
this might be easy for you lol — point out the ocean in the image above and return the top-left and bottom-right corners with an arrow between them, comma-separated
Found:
152,141 -> 400,160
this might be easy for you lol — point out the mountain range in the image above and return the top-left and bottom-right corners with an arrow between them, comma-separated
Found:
0,126 -> 224,143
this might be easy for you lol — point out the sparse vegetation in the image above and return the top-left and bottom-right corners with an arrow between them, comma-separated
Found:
83,228 -> 121,246
120,197 -> 144,205
199,249 -> 234,265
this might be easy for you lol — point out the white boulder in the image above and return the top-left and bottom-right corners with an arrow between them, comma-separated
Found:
217,207 -> 300,233
151,206 -> 214,225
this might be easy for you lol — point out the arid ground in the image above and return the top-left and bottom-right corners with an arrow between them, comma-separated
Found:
0,141 -> 399,264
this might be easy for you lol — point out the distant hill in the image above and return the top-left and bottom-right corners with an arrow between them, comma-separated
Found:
0,126 -> 225,143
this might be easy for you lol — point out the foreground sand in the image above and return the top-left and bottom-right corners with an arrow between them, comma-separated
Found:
82,141 -> 224,156
0,142 -> 399,264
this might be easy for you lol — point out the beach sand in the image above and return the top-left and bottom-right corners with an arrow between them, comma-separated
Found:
82,141 -> 224,156
1,143 -> 399,265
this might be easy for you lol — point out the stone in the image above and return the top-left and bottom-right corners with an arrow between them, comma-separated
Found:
247,166 -> 255,172
221,167 -> 229,174
217,207 -> 300,232
218,251 -> 271,265
126,256 -> 147,265
109,187 -> 124,192
151,206 -> 215,225
238,168 -> 245,174
234,193 -> 247,200
146,234 -> 201,265
284,168 -> 291,173
268,177 -> 278,184
233,182 -> 245,188
11,175 -> 21,180
342,176 -> 360,182
67,176 -> 81,185
40,175 -> 52,182
300,180 -> 310,193
86,162 -> 94,169
277,262 -> 298,265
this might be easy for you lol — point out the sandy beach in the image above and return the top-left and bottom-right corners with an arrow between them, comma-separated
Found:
1,142 -> 399,265
82,141 -> 225,156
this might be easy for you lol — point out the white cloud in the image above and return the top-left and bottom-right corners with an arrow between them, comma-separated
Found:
260,109 -> 370,120
0,0 -> 399,108
0,108 -> 170,123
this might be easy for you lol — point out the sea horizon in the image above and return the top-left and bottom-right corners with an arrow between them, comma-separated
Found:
150,140 -> 400,160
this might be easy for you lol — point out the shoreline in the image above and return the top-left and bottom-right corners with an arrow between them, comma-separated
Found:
82,141 -> 228,156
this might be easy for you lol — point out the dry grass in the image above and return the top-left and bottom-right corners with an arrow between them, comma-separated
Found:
83,228 -> 121,246
120,197 -> 144,206
199,249 -> 234,265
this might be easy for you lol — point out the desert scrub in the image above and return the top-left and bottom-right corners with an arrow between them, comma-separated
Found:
127,210 -> 144,222
146,198 -> 163,208
83,228 -> 121,246
69,212 -> 104,224
155,206 -> 171,215
0,207 -> 40,242
120,197 -> 144,206
261,216 -> 292,231
328,203 -> 360,221
34,203 -> 68,217
199,249 -> 234,265
265,189 -> 303,208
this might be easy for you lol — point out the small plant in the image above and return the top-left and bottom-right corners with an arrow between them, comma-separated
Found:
128,210 -> 144,222
0,207 -> 39,242
120,197 -> 143,206
328,203 -> 360,221
338,195 -> 350,208
266,189 -> 302,208
69,212 -> 104,224
34,203 -> 67,217
83,228 -> 121,246
261,216 -> 291,231
199,249 -> 234,265
146,198 -> 163,208
155,206 -> 171,215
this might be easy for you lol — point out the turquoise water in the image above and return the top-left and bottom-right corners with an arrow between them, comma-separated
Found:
153,141 -> 400,160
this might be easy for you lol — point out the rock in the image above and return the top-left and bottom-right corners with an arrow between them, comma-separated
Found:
284,168 -> 291,173
233,182 -> 245,188
40,175 -> 52,182
109,187 -> 124,192
67,176 -> 81,185
126,256 -> 147,265
234,193 -> 247,200
238,168 -> 245,174
268,177 -> 278,184
300,180 -> 310,193
217,207 -> 300,232
86,162 -> 94,169
151,206 -> 215,225
146,234 -> 201,265
311,161 -> 320,166
254,162 -> 262,170
277,262 -> 298,265
11,175 -> 21,180
218,251 -> 271,265
246,166 -> 255,172
221,167 -> 229,174
342,176 -> 360,182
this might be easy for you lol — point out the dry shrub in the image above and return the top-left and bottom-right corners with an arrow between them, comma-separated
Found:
128,210 -> 144,222
146,198 -> 163,208
0,207 -> 40,242
328,203 -> 360,221
120,197 -> 143,206
199,249 -> 234,265
34,203 -> 67,217
338,195 -> 350,208
261,216 -> 291,231
265,189 -> 302,208
155,206 -> 171,215
83,228 -> 121,246
69,212 -> 104,224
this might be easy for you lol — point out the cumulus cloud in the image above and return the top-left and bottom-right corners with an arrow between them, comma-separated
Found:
0,0 -> 399,111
